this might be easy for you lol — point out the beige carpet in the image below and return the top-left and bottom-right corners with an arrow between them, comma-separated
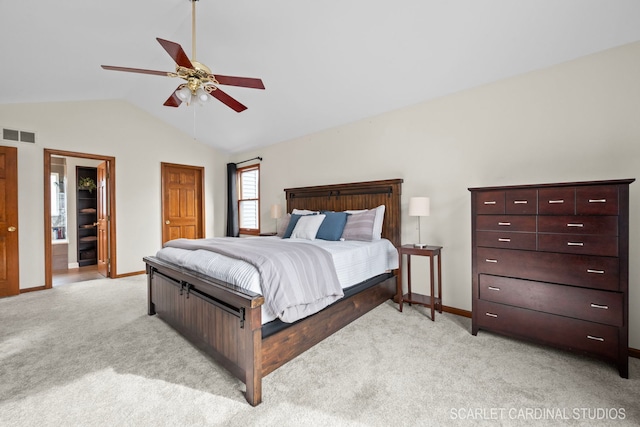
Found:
1,276 -> 638,426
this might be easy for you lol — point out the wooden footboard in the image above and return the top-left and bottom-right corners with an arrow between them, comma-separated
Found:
145,256 -> 395,406
145,256 -> 265,405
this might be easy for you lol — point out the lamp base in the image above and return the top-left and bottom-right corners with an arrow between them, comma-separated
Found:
413,243 -> 427,248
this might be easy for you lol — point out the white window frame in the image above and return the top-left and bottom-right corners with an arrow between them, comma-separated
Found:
237,164 -> 260,235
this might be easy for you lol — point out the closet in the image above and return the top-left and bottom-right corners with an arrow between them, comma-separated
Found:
76,166 -> 98,266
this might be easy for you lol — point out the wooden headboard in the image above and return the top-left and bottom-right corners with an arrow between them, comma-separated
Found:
284,179 -> 403,248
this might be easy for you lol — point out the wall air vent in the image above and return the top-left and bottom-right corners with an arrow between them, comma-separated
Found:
20,131 -> 36,143
2,127 -> 36,143
3,128 -> 19,142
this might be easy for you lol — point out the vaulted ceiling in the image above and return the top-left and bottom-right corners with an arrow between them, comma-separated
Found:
2,1 -> 640,153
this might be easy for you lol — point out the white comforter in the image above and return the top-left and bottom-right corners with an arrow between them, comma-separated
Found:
156,237 -> 399,324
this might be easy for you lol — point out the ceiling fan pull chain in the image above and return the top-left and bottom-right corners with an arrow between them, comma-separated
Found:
193,106 -> 196,139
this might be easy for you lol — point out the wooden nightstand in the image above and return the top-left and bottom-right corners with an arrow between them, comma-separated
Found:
397,245 -> 443,321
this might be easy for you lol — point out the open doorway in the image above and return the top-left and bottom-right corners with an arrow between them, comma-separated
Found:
44,149 -> 117,288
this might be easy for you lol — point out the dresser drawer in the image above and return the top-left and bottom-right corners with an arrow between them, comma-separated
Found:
478,274 -> 623,326
576,186 -> 619,215
476,300 -> 619,361
476,190 -> 538,215
475,191 -> 505,214
538,215 -> 618,235
505,189 -> 537,214
477,248 -> 620,291
476,215 -> 536,232
476,231 -> 536,250
538,234 -> 618,257
539,188 -> 575,215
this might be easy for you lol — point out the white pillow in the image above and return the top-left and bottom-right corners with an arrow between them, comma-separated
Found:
371,205 -> 385,239
290,214 -> 326,240
345,205 -> 385,240
292,209 -> 318,215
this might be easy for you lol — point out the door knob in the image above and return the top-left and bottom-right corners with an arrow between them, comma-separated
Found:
8,226 -> 16,232
165,220 -> 170,225
93,222 -> 99,227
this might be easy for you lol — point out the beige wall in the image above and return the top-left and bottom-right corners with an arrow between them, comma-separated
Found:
232,41 -> 640,348
0,99 -> 229,289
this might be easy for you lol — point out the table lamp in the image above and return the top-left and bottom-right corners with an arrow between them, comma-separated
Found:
270,204 -> 283,232
409,197 -> 430,248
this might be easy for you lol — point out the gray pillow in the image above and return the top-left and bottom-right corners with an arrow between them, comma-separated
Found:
341,209 -> 377,241
276,214 -> 290,237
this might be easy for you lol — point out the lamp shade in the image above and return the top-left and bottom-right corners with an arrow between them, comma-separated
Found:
409,197 -> 430,217
270,204 -> 283,219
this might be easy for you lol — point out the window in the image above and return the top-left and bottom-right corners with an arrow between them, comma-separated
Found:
51,173 -> 60,216
237,164 -> 260,235
50,171 -> 67,240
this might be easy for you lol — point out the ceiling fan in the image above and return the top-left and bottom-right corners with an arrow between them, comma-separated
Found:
101,0 -> 264,112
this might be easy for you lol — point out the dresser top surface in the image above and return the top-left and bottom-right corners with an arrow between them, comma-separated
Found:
468,178 -> 635,192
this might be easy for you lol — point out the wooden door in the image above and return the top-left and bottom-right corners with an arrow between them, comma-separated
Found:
161,163 -> 204,244
0,146 -> 19,297
96,161 -> 108,277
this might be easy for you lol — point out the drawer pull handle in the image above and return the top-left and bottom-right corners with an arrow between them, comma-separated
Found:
587,335 -> 605,342
485,312 -> 498,318
588,199 -> 606,203
590,303 -> 609,310
485,259 -> 498,263
488,286 -> 500,291
513,200 -> 528,204
498,222 -> 511,226
587,269 -> 605,274
567,242 -> 584,246
484,201 -> 497,205
567,223 -> 584,228
548,199 -> 564,204
498,238 -> 511,242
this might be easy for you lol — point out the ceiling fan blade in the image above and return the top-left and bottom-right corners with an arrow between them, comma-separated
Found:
156,38 -> 193,69
213,75 -> 265,90
209,87 -> 248,112
163,88 -> 183,107
101,65 -> 171,76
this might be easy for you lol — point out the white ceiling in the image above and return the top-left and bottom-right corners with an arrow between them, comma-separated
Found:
2,1 -> 640,153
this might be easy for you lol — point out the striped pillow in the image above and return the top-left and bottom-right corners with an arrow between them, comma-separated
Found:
345,205 -> 385,240
341,209 -> 377,241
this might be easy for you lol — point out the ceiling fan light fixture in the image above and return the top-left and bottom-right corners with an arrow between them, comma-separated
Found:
197,87 -> 209,102
177,86 -> 192,101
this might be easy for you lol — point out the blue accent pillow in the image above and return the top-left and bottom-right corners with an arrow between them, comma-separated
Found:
316,211 -> 350,241
283,214 -> 304,238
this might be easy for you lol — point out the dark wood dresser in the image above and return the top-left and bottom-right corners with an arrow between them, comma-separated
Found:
469,179 -> 634,377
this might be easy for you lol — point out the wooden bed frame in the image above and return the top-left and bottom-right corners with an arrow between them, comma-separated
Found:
144,178 -> 402,405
